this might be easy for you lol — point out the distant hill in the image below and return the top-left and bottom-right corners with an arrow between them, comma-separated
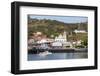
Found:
28,18 -> 88,38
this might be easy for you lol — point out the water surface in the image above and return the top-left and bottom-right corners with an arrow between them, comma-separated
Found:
28,52 -> 88,61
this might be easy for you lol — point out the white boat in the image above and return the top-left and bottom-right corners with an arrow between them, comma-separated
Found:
38,51 -> 52,56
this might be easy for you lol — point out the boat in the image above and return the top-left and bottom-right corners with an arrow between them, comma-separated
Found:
38,51 -> 52,56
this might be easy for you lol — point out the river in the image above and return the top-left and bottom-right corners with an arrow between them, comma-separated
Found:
28,51 -> 88,61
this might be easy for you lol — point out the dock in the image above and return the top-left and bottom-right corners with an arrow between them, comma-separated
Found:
28,48 -> 87,54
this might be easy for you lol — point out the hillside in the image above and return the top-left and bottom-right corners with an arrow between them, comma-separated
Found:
28,18 -> 88,39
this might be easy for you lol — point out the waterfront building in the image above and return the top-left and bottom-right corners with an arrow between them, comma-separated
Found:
72,40 -> 82,46
63,42 -> 73,48
55,31 -> 67,42
53,31 -> 73,48
37,39 -> 48,44
51,41 -> 63,48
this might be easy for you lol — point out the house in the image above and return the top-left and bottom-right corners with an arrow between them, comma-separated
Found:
37,39 -> 47,44
28,38 -> 34,44
51,41 -> 63,48
74,30 -> 87,33
72,40 -> 82,46
63,42 -> 73,48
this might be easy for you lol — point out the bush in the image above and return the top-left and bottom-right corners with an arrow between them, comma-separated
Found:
75,45 -> 85,48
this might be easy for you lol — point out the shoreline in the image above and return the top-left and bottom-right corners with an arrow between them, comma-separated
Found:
28,48 -> 88,54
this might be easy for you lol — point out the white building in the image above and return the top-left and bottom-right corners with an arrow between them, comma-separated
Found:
53,31 -> 73,48
55,31 -> 67,42
74,30 -> 87,33
72,40 -> 82,46
52,41 -> 63,47
28,39 -> 34,44
63,42 -> 73,48
37,39 -> 50,49
37,39 -> 48,44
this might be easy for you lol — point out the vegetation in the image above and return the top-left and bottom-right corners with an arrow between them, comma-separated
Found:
81,38 -> 88,48
28,17 -> 87,40
28,16 -> 88,48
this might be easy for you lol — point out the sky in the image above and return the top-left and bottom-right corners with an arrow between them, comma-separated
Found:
29,15 -> 88,23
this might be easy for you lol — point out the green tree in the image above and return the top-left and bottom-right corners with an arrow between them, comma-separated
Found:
81,38 -> 88,48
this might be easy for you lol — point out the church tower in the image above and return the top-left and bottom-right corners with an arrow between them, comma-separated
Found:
63,31 -> 67,42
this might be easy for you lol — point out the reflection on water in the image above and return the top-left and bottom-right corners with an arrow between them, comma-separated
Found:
28,52 -> 88,61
